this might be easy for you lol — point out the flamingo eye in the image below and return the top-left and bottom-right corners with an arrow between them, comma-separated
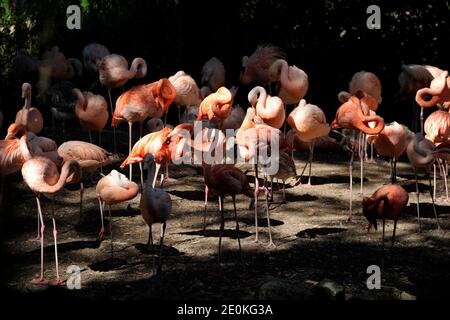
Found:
165,138 -> 171,145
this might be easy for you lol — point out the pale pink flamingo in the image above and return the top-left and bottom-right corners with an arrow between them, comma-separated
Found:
22,156 -> 81,285
287,99 -> 330,185
416,70 -> 450,108
73,88 -> 109,145
268,59 -> 309,105
169,70 -> 202,121
236,107 -> 290,245
96,169 -> 139,252
372,122 -> 408,183
58,140 -> 115,223
15,83 -> 43,135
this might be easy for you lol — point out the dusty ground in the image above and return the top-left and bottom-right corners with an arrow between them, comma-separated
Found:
1,126 -> 450,300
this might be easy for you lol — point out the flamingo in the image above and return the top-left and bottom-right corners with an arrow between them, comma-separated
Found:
416,70 -> 450,108
97,54 -> 147,151
169,71 -> 202,121
248,86 -> 285,129
73,88 -> 109,145
21,156 -> 81,285
201,57 -> 226,92
372,122 -> 408,183
57,141 -> 115,222
15,83 -> 43,135
196,87 -> 233,129
140,154 -> 172,271
268,59 -> 309,105
149,78 -> 177,125
202,161 -> 253,263
236,107 -> 290,245
424,110 -> 450,144
112,83 -> 159,181
287,99 -> 330,185
331,93 -> 385,220
397,64 -> 445,131
96,170 -> 139,251
338,71 -> 382,109
120,123 -> 193,188
240,45 -> 285,86
405,133 -> 446,232
362,184 -> 409,265
82,43 -> 110,74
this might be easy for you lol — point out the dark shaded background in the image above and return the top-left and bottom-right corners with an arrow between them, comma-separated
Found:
0,0 -> 449,131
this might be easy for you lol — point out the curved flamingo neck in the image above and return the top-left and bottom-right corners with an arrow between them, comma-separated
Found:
19,135 -> 33,161
130,57 -> 147,79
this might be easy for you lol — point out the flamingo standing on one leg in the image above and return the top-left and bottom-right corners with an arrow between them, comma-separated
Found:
15,83 -> 43,135
73,89 -> 109,146
169,71 -> 202,121
287,99 -> 330,185
197,87 -> 233,129
268,59 -> 308,133
112,80 -> 173,184
21,157 -> 81,285
96,170 -> 139,249
362,184 -> 409,267
140,154 -> 172,272
248,86 -> 285,129
236,108 -> 290,245
331,94 -> 385,221
97,54 -> 147,152
372,122 -> 408,183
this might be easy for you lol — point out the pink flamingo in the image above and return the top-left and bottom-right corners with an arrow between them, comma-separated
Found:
21,156 -> 81,285
169,71 -> 202,121
372,122 -> 408,183
15,83 -> 43,135
248,86 -> 285,129
197,87 -> 233,129
268,59 -> 309,105
416,70 -> 450,108
96,169 -> 139,251
58,140 -> 115,222
331,93 -> 385,220
73,88 -> 109,145
287,99 -> 330,185
338,71 -> 382,110
97,54 -> 147,151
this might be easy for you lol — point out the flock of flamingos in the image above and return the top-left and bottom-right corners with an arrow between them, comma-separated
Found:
1,43 -> 450,286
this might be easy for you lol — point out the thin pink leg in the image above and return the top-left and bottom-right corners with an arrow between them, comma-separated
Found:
50,217 -> 64,286
203,185 -> 209,231
153,163 -> 161,188
129,122 -> 133,181
31,196 -> 47,285
98,197 -> 105,241
254,165 -> 260,243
